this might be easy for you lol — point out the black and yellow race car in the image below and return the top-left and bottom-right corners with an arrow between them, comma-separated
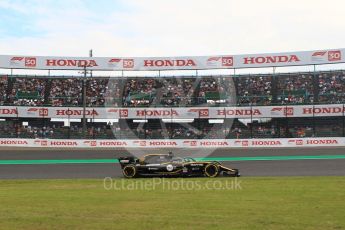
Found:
118,152 -> 240,178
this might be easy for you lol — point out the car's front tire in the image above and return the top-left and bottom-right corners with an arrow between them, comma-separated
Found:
204,163 -> 220,177
122,164 -> 137,178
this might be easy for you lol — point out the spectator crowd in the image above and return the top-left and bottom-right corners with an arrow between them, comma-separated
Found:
0,70 -> 344,107
0,117 -> 342,140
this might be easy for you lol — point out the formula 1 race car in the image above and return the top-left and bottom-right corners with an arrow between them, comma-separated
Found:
118,152 -> 240,178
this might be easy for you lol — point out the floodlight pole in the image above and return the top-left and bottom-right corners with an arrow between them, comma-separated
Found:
89,49 -> 93,78
81,49 -> 93,138
82,65 -> 87,138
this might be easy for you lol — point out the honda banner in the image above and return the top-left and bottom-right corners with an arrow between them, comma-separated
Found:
0,104 -> 344,119
0,48 -> 344,71
0,137 -> 344,148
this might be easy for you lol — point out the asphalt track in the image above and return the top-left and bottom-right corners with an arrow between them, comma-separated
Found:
0,147 -> 345,179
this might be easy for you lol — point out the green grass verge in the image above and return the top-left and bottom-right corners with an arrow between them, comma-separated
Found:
0,177 -> 344,230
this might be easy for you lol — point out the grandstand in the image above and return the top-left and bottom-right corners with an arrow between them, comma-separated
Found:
0,70 -> 344,140
0,50 -> 344,141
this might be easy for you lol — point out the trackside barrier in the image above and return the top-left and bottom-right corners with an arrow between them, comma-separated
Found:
0,138 -> 344,148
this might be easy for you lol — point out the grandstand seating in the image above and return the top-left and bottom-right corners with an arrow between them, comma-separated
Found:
0,117 -> 343,139
1,70 -> 344,107
0,70 -> 344,139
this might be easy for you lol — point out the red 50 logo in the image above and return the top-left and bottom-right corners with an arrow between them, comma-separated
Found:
183,140 -> 197,146
295,140 -> 303,145
39,108 -> 48,116
199,109 -> 209,117
120,109 -> 128,117
189,141 -> 197,146
25,57 -> 37,67
123,59 -> 134,68
284,107 -> 294,116
222,57 -> 233,66
134,140 -> 146,146
328,50 -> 341,61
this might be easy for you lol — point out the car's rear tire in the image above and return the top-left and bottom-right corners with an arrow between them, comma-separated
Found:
204,163 -> 220,177
123,164 -> 137,178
